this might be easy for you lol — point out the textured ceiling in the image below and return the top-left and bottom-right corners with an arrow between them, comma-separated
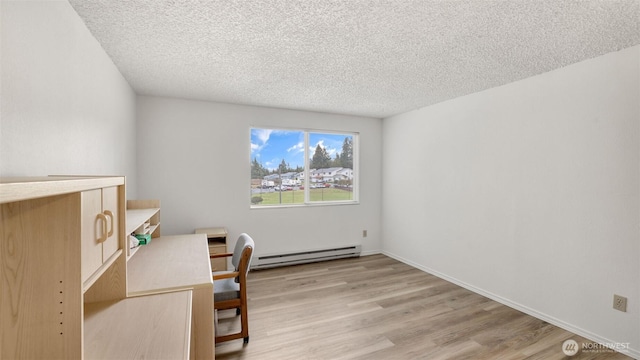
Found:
69,0 -> 639,118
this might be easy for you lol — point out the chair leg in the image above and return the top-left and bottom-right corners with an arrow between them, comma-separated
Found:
240,304 -> 249,342
213,305 -> 250,344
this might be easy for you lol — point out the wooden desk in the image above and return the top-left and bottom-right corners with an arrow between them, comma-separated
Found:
195,227 -> 228,271
85,290 -> 193,359
128,234 -> 214,359
195,227 -> 227,239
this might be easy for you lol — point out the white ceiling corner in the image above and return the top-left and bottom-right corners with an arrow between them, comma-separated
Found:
68,0 -> 640,118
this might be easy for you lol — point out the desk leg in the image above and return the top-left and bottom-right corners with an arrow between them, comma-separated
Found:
192,286 -> 214,359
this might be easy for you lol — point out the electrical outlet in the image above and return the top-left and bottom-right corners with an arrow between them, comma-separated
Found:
613,294 -> 627,312
362,230 -> 367,238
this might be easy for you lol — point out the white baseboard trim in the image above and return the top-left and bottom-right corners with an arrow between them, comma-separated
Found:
360,249 -> 383,257
382,251 -> 639,359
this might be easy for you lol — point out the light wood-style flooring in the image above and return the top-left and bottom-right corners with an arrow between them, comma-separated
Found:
215,254 -> 632,360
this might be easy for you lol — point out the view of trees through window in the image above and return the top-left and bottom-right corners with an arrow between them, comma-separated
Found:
250,128 -> 356,206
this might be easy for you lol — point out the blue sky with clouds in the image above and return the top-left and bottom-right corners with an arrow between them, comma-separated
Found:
251,128 -> 351,171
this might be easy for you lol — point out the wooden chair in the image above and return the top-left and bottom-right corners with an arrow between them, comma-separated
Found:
211,233 -> 255,344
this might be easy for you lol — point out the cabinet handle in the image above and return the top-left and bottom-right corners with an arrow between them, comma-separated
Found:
104,210 -> 114,237
96,213 -> 108,243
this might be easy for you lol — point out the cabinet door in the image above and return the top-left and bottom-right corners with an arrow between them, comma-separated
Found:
81,187 -> 120,283
101,186 -> 119,262
81,189 -> 104,283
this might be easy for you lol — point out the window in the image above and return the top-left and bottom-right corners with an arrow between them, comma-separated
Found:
250,128 -> 357,207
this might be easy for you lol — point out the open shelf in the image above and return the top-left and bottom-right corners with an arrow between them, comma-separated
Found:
126,200 -> 161,260
126,208 -> 160,235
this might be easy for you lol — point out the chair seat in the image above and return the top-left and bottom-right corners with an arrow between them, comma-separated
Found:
214,276 -> 240,303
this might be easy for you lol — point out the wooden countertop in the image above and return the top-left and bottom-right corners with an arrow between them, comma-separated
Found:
0,176 -> 124,204
84,290 -> 192,359
195,227 -> 228,238
127,234 -> 213,296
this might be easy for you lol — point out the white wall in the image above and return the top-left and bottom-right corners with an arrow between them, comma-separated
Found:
1,1 -> 138,196
382,45 -> 640,357
136,96 -> 383,256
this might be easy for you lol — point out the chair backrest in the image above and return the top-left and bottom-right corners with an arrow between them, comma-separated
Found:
231,233 -> 255,276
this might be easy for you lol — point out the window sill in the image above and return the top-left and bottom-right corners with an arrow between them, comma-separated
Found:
250,201 -> 359,210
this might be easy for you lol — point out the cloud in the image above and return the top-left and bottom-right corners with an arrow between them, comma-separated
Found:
255,129 -> 273,143
251,128 -> 273,153
287,141 -> 304,154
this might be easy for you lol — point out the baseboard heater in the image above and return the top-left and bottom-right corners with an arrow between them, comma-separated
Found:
252,245 -> 361,270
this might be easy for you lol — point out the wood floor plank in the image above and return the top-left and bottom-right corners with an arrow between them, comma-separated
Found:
215,254 -> 632,359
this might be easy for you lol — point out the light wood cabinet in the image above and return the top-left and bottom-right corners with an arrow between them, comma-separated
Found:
1,191 -> 85,359
0,177 -> 126,359
0,177 -> 197,359
81,186 -> 121,283
195,227 -> 228,271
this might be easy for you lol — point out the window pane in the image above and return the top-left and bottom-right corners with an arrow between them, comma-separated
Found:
309,132 -> 354,202
250,128 -> 305,206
